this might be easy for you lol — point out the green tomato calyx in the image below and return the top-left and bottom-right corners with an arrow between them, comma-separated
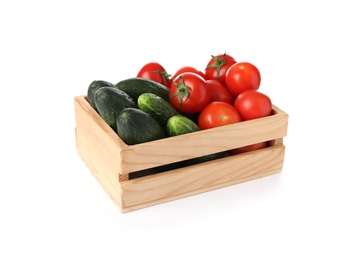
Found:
169,76 -> 190,110
205,52 -> 229,77
152,70 -> 172,84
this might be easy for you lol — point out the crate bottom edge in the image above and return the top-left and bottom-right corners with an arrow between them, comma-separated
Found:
119,168 -> 282,213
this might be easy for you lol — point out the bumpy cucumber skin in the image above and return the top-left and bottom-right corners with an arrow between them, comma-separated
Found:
116,108 -> 167,145
115,77 -> 170,101
166,115 -> 201,136
87,80 -> 114,109
94,87 -> 137,129
138,93 -> 179,126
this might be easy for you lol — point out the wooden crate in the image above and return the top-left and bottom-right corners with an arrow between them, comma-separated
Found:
74,95 -> 288,213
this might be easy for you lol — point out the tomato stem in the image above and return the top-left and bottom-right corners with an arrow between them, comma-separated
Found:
205,52 -> 228,77
152,70 -> 172,83
169,76 -> 190,110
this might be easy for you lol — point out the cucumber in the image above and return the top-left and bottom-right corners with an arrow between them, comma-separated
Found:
115,77 -> 170,101
166,115 -> 200,136
137,93 -> 180,126
166,115 -> 225,163
87,80 -> 114,109
94,87 -> 137,130
116,108 -> 167,145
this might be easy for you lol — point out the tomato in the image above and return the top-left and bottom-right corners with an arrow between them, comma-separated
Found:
205,52 -> 236,85
137,62 -> 172,88
169,72 -> 211,114
230,142 -> 267,155
198,101 -> 241,130
172,66 -> 206,80
206,79 -> 234,104
234,90 -> 272,121
225,62 -> 261,97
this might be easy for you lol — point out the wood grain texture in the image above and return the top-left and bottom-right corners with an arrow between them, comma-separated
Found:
120,144 -> 285,212
75,96 -> 288,175
74,96 -> 123,208
119,111 -> 288,174
74,95 -> 288,213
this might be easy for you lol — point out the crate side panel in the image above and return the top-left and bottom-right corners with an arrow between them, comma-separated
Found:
119,111 -> 288,175
74,97 -> 122,208
120,144 -> 285,210
76,128 -> 123,208
75,96 -> 128,149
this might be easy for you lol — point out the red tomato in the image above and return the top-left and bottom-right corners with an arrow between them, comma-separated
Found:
172,66 -> 206,80
207,79 -> 234,104
205,52 -> 236,85
169,72 -> 211,114
198,101 -> 241,130
230,142 -> 267,155
234,90 -> 272,121
225,62 -> 261,97
137,62 -> 172,88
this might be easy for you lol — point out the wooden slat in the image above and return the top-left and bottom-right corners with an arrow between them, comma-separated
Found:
119,107 -> 288,174
74,96 -> 127,149
75,96 -> 288,175
74,95 -> 288,213
120,144 -> 285,212
74,96 -> 123,208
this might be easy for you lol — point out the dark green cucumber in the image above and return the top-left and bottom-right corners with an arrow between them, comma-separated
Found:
87,80 -> 114,109
116,108 -> 167,145
94,87 -> 137,130
137,93 -> 179,126
115,77 -> 170,101
166,115 -> 200,136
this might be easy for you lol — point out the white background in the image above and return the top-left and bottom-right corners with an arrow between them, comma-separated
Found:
1,0 -> 349,259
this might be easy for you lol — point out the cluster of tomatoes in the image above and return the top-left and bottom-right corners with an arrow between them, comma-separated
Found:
137,52 -> 273,153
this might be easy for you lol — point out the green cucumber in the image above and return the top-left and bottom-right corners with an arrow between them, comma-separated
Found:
116,108 -> 167,145
137,93 -> 180,126
94,87 -> 137,130
166,114 -> 225,163
115,77 -> 170,101
166,115 -> 200,136
87,80 -> 114,109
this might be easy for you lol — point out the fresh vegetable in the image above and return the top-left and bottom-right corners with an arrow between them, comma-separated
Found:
169,72 -> 211,114
94,87 -> 137,129
116,108 -> 166,145
115,77 -> 170,101
205,53 -> 236,85
198,101 -> 241,130
206,79 -> 234,104
166,115 -> 201,136
87,80 -> 114,109
86,50 -> 276,159
234,90 -> 272,120
225,62 -> 261,97
137,93 -> 179,126
137,62 -> 172,88
166,113 -> 227,164
172,66 -> 206,80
